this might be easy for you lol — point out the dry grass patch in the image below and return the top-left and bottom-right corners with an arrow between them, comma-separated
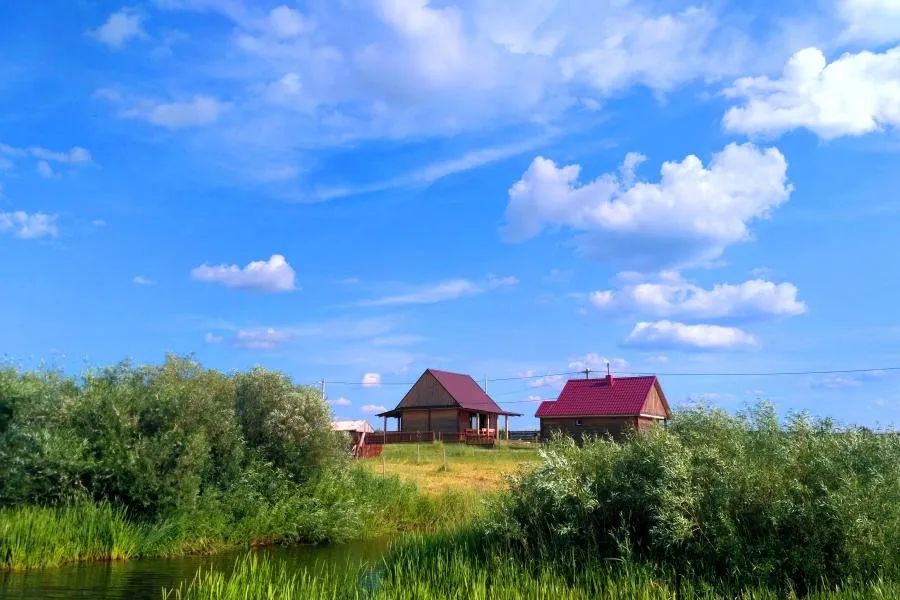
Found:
360,441 -> 540,496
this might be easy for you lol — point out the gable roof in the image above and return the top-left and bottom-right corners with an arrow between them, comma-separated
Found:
428,369 -> 521,416
535,375 -> 668,418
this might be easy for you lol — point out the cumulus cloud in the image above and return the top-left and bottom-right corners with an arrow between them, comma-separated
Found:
0,211 -> 59,239
624,321 -> 758,350
204,332 -> 224,344
839,0 -> 900,44
132,275 -> 154,285
361,372 -> 382,388
88,9 -> 147,48
527,374 -> 565,388
590,278 -> 807,321
190,254 -> 296,292
361,404 -> 387,414
503,143 -> 792,271
723,47 -> 900,139
329,396 -> 352,407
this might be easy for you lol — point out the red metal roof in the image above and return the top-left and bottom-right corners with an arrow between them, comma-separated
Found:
428,369 -> 521,416
535,375 -> 662,418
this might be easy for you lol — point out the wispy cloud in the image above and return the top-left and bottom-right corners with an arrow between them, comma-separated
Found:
312,137 -> 552,200
361,404 -> 386,414
359,275 -> 518,307
132,275 -> 155,285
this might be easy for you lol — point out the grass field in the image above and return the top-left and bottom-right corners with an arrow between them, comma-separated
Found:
359,441 -> 540,495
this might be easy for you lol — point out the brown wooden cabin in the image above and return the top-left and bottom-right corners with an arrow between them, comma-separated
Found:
535,373 -> 671,442
376,369 -> 521,442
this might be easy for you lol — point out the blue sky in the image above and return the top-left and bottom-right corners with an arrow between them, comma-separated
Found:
2,0 -> 900,429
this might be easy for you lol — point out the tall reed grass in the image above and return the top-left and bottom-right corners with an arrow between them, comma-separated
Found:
162,548 -> 900,600
0,503 -> 141,570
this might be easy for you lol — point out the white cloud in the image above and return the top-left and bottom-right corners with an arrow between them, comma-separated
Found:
88,9 -> 147,48
723,47 -> 900,140
234,328 -> 291,350
590,278 -> 807,321
839,0 -> 900,44
265,5 -> 313,39
313,138 -> 549,200
204,332 -> 224,344
359,274 -> 517,307
93,219 -> 106,227
119,96 -> 230,129
371,335 -> 425,347
190,254 -> 296,292
527,374 -> 565,388
29,146 -> 92,164
361,372 -> 382,388
486,275 -> 520,289
0,211 -> 59,239
624,321 -> 758,350
1,143 -> 92,166
688,392 -> 734,402
648,355 -> 669,363
361,404 -> 387,414
503,143 -> 792,271
810,370 -> 887,389
36,161 -> 54,178
132,275 -> 154,285
329,396 -> 352,407
361,279 -> 480,306
527,395 -> 543,402
568,353 -> 630,374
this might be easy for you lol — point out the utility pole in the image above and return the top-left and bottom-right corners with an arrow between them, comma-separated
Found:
484,375 -> 488,393
584,368 -> 591,379
320,379 -> 326,403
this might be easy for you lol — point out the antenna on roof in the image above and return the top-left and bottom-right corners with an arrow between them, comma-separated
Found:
584,368 -> 590,379
606,362 -> 611,377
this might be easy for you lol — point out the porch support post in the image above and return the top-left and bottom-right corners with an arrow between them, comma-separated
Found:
505,415 -> 509,440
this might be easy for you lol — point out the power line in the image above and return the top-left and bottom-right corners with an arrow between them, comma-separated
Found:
625,366 -> 900,378
317,365 -> 899,388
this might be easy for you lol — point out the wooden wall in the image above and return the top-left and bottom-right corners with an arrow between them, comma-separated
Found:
397,371 -> 457,409
399,408 -> 461,434
540,416 -> 638,442
641,384 -> 668,418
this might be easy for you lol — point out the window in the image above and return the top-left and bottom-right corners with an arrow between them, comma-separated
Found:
575,419 -> 583,426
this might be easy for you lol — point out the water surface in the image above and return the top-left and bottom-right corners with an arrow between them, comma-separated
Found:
0,538 -> 393,600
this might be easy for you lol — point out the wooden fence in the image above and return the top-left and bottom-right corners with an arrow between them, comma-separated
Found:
507,430 -> 540,442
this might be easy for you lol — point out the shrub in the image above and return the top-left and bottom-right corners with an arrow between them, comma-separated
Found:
488,403 -> 900,592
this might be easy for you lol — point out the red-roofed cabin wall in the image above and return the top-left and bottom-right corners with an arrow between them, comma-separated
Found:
641,384 -> 668,418
540,416 -> 638,442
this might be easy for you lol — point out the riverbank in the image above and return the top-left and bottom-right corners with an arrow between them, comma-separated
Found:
0,474 -> 482,571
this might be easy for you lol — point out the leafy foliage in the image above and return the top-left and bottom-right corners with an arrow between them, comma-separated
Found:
487,403 -> 900,592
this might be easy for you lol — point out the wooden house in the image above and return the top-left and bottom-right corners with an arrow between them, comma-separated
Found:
376,369 -> 521,441
535,372 -> 671,442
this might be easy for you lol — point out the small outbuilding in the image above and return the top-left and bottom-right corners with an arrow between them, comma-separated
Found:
376,368 -> 521,441
535,372 -> 671,442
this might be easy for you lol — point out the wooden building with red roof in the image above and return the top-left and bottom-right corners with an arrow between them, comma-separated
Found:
535,371 -> 671,442
377,369 -> 521,441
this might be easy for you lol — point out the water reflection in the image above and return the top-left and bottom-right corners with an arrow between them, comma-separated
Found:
0,538 -> 393,600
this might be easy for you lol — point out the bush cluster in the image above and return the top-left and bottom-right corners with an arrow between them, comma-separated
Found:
487,403 -> 900,592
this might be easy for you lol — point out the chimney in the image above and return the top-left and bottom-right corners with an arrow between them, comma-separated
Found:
606,362 -> 614,386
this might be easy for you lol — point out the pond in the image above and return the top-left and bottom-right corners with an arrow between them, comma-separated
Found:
0,538 -> 393,600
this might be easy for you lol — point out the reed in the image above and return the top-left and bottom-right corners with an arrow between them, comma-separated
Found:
161,549 -> 900,600
0,502 -> 142,570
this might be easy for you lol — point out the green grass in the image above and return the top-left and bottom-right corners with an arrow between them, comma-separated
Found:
360,441 -> 539,495
161,544 -> 900,600
0,468 -> 484,571
0,503 -> 143,570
